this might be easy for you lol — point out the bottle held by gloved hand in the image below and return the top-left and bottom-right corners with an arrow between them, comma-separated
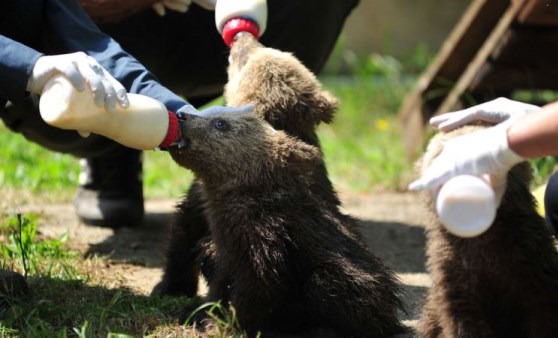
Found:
39,74 -> 180,150
215,0 -> 267,47
39,74 -> 255,151
409,123 -> 525,238
435,175 -> 497,238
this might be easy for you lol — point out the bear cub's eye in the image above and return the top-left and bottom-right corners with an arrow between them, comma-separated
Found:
212,119 -> 229,131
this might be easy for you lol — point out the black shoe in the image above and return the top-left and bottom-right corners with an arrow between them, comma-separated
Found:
74,148 -> 144,228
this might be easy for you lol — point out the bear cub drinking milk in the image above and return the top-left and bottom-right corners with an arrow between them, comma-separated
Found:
417,125 -> 558,338
153,34 -> 356,299
169,108 -> 405,337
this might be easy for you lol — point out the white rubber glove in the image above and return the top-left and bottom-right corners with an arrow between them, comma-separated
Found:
27,52 -> 129,112
152,0 -> 192,16
430,97 -> 540,132
408,123 -> 524,201
192,0 -> 217,10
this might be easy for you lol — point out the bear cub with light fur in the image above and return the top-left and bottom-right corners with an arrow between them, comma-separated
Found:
417,125 -> 558,338
169,108 -> 405,337
155,34 -> 361,298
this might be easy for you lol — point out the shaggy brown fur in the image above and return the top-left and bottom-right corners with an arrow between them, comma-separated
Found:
153,34 -> 360,297
169,109 -> 405,337
417,125 -> 558,338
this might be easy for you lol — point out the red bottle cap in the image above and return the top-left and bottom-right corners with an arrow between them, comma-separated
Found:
222,18 -> 260,48
159,111 -> 179,147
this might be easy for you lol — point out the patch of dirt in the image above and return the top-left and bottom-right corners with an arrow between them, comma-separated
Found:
17,191 -> 430,328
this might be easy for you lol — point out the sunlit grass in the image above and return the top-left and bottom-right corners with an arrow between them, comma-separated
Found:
318,53 -> 416,192
319,73 -> 412,192
0,129 -> 78,203
0,212 -> 217,337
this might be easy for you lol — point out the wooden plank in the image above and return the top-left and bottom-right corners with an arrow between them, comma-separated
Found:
397,92 -> 426,160
398,0 -> 511,159
429,0 -> 512,82
435,0 -> 528,116
518,0 -> 558,25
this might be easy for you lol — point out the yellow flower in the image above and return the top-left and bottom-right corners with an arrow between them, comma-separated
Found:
375,118 -> 389,131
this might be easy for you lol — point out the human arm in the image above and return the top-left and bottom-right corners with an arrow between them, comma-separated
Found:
0,3 -> 130,113
152,0 -> 191,16
151,0 -> 216,16
0,35 -> 43,105
409,100 -> 558,192
1,0 -> 243,141
507,101 -> 558,158
0,33 -> 129,113
44,0 -> 187,113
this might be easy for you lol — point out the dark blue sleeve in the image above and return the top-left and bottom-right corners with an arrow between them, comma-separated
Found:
0,35 -> 43,105
44,0 -> 189,113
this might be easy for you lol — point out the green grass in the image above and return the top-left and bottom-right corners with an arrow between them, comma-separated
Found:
319,54 -> 413,192
2,277 -> 195,337
0,212 -> 244,337
0,129 -> 79,203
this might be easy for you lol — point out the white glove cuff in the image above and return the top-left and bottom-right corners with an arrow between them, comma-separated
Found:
495,123 -> 525,169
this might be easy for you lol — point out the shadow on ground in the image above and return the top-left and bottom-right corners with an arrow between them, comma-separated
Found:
19,192 -> 430,334
0,275 -> 192,337
84,211 -> 173,268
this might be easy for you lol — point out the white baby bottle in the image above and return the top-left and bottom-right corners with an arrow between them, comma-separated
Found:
435,175 -> 497,238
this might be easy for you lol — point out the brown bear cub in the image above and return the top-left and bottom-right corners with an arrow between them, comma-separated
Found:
417,125 -> 558,338
169,108 -> 405,337
154,34 -> 361,298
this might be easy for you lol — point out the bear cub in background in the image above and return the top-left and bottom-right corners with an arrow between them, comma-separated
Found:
417,125 -> 558,338
169,109 -> 405,337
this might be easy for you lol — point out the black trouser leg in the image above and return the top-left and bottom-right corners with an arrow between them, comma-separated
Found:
544,171 -> 558,237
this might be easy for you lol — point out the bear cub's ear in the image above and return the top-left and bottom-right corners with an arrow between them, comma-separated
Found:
274,131 -> 322,172
310,89 -> 338,124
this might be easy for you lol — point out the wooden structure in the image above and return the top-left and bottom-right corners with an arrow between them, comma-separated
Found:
398,0 -> 558,159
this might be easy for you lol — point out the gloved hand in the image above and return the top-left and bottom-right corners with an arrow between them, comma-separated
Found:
192,0 -> 217,10
408,123 -> 524,201
152,0 -> 192,16
430,97 -> 540,132
152,0 -> 214,16
27,52 -> 129,112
